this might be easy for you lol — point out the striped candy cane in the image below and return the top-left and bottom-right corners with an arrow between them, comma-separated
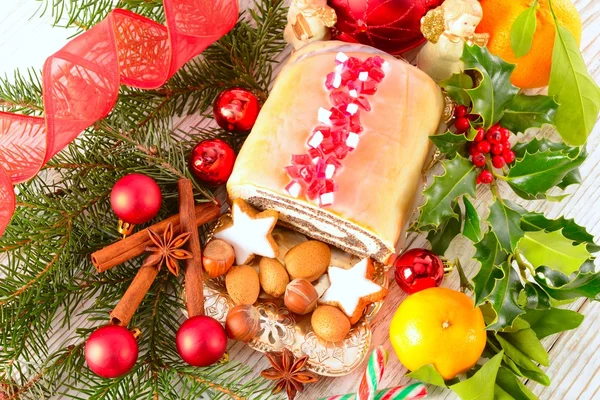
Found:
358,346 -> 388,400
319,382 -> 427,400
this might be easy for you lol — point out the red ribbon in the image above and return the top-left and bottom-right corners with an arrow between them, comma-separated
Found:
0,0 -> 239,236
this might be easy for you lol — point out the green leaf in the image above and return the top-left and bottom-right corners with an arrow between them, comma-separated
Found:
549,24 -> 600,146
463,196 -> 482,242
534,264 -> 600,301
498,328 -> 549,366
557,168 -> 582,190
512,138 -> 580,160
517,230 -> 591,275
510,2 -> 538,58
487,200 -> 525,252
505,149 -> 585,197
501,94 -> 558,134
473,232 -> 507,305
417,155 -> 477,229
496,366 -> 538,400
448,352 -> 504,400
407,364 -> 447,387
429,131 -> 468,158
520,211 -> 599,252
521,307 -> 584,339
462,45 -> 519,128
487,262 -> 525,331
427,203 -> 462,255
523,282 -> 552,310
495,335 -> 550,385
440,73 -> 474,106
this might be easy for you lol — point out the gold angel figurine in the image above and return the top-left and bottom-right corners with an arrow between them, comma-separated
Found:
284,0 -> 337,51
416,0 -> 490,83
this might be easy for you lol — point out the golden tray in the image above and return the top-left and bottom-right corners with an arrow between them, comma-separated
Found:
192,216 -> 390,377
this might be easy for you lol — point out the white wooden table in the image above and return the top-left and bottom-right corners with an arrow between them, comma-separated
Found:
1,0 -> 599,399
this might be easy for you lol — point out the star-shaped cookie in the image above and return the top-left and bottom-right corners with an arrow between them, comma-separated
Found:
319,258 -> 388,324
214,199 -> 279,264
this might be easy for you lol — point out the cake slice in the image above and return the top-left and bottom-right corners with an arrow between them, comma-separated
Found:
227,41 -> 444,264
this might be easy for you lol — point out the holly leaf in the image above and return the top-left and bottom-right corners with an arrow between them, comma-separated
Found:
520,211 -> 599,252
448,352 -> 504,400
473,231 -> 507,305
487,200 -> 525,252
407,364 -> 447,387
505,149 -> 585,197
462,45 -> 519,128
417,155 -> 477,229
512,138 -> 580,160
523,282 -> 552,310
487,262 -> 525,331
427,203 -> 462,255
500,94 -> 558,134
440,73 -> 474,106
510,1 -> 538,58
495,367 -> 538,400
462,196 -> 482,242
557,168 -> 582,190
429,131 -> 468,158
517,230 -> 591,275
534,263 -> 600,301
521,307 -> 584,339
549,24 -> 600,146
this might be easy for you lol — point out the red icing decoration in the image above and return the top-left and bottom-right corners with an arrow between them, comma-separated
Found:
285,53 -> 387,207
0,0 -> 238,236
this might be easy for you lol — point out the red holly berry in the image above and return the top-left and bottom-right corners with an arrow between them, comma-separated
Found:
491,143 -> 505,155
499,127 -> 511,141
472,153 -> 487,167
478,170 -> 493,184
487,129 -> 503,145
454,105 -> 468,118
474,128 -> 485,142
455,117 -> 471,132
492,155 -> 506,168
477,141 -> 491,154
503,150 -> 516,164
468,114 -> 478,121
469,143 -> 480,156
502,140 -> 512,150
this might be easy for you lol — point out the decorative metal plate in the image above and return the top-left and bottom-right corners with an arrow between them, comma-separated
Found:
193,220 -> 390,377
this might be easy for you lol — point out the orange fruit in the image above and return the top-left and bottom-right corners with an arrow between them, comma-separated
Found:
476,0 -> 582,88
389,287 -> 486,380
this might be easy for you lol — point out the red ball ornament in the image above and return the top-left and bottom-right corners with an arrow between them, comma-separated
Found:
110,174 -> 162,225
213,87 -> 260,133
188,139 -> 236,186
85,325 -> 138,378
329,0 -> 443,55
394,248 -> 444,294
176,316 -> 227,367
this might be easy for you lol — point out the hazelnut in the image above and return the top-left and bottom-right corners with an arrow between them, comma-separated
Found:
203,239 -> 235,278
225,304 -> 261,342
284,279 -> 318,315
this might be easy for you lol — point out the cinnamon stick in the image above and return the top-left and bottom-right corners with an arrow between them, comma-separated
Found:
178,179 -> 205,317
91,203 -> 219,273
110,264 -> 159,326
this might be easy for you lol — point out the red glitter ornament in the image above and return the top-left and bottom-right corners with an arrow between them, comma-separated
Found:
394,248 -> 444,294
329,0 -> 443,55
188,139 -> 236,186
176,315 -> 227,367
213,87 -> 260,133
110,174 -> 162,225
85,325 -> 138,378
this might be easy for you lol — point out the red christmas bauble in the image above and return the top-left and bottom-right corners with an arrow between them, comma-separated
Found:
213,87 -> 260,133
188,139 -> 236,186
176,316 -> 227,367
85,325 -> 138,378
110,174 -> 162,225
394,248 -> 444,294
329,0 -> 443,54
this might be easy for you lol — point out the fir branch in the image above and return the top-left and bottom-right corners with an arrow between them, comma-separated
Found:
0,68 -> 43,115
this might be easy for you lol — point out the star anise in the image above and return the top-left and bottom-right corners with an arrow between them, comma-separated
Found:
260,348 -> 319,400
143,222 -> 192,276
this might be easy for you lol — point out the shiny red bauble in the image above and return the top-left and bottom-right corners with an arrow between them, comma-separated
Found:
329,0 -> 443,55
176,316 -> 227,367
213,87 -> 260,133
110,174 -> 162,225
85,325 -> 138,378
394,248 -> 444,294
188,139 -> 236,186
